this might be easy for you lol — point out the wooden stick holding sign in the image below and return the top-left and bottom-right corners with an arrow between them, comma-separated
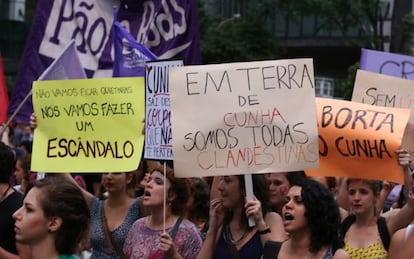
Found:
244,174 -> 255,227
163,161 -> 167,232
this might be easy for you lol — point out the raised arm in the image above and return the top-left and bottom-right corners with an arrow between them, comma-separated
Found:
50,173 -> 94,207
30,113 -> 94,206
336,177 -> 351,214
245,197 -> 286,245
377,181 -> 395,215
386,150 -> 414,235
396,149 -> 413,199
196,198 -> 225,259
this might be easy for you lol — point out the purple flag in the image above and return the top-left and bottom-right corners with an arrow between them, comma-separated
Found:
116,0 -> 201,65
9,0 -> 201,124
112,21 -> 157,77
38,40 -> 86,80
360,48 -> 414,80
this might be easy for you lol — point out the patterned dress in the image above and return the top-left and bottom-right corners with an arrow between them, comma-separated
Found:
344,234 -> 388,259
89,197 -> 142,259
123,217 -> 202,259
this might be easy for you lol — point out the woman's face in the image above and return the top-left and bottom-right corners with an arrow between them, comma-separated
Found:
282,186 -> 307,233
13,187 -> 50,244
140,172 -> 151,189
268,173 -> 290,208
142,170 -> 171,208
101,173 -> 131,193
14,160 -> 25,184
348,180 -> 376,215
217,175 -> 242,208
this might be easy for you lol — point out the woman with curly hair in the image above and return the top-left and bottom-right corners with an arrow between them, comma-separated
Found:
267,171 -> 306,215
264,178 -> 349,258
13,177 -> 90,259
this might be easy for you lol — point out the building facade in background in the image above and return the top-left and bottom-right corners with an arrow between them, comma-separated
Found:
0,0 -> 29,93
205,0 -> 414,99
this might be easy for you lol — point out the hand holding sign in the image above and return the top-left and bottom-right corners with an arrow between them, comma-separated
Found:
31,77 -> 145,173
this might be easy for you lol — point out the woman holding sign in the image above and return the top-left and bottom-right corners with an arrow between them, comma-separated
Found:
30,113 -> 145,259
49,169 -> 143,259
340,150 -> 414,258
197,174 -> 286,259
123,164 -> 202,258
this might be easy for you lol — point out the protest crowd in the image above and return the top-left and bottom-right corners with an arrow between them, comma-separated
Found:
2,1 -> 414,259
0,115 -> 414,259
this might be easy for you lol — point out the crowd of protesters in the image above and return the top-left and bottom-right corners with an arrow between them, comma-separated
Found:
1,119 -> 414,259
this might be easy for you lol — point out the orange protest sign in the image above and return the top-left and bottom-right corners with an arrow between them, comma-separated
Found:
306,98 -> 411,183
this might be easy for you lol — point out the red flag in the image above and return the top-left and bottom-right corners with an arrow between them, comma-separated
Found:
0,54 -> 8,124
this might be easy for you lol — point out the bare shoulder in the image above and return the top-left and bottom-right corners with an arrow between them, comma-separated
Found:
391,227 -> 406,241
339,207 -> 349,222
264,211 -> 283,222
381,208 -> 400,220
389,226 -> 409,258
264,211 -> 287,241
333,249 -> 350,259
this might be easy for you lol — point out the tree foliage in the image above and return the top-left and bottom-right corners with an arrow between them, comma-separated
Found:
272,0 -> 414,98
25,0 -> 38,23
198,0 -> 285,64
274,0 -> 413,53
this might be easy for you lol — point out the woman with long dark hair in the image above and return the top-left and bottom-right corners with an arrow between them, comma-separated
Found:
264,178 -> 349,258
198,174 -> 286,259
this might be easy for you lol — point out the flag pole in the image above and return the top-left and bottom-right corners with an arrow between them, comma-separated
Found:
0,89 -> 32,138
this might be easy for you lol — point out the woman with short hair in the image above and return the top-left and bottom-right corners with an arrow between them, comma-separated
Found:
340,150 -> 414,258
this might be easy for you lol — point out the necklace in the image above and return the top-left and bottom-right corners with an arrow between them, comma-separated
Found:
223,224 -> 249,245
0,185 -> 11,203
